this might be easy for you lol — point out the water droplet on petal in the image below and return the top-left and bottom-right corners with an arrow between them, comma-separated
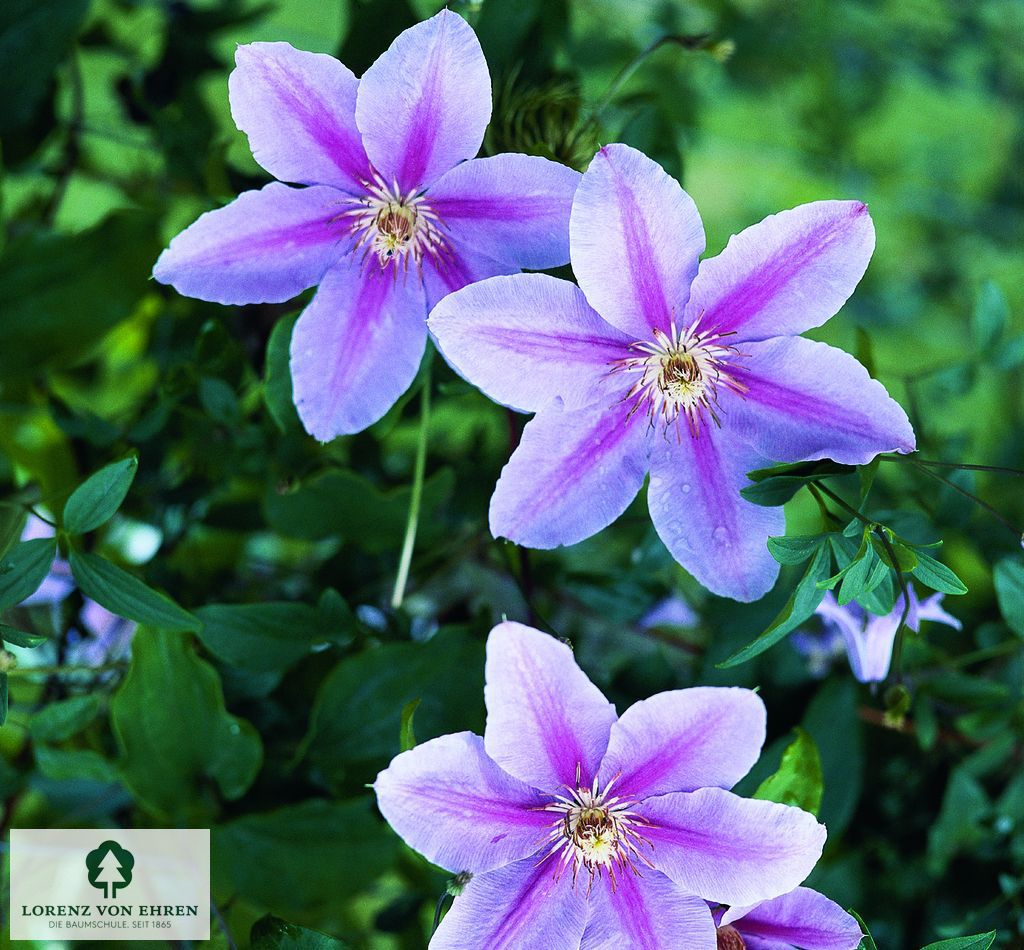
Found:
681,483 -> 692,494
713,526 -> 729,543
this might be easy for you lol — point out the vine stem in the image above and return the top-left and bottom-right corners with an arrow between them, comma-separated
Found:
911,460 -> 1022,539
391,359 -> 432,610
879,454 -> 1024,477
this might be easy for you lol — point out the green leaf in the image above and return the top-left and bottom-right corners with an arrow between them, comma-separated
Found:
399,698 -> 420,753
718,544 -> 831,668
35,746 -> 119,784
0,624 -> 48,648
911,550 -> 968,596
0,537 -> 57,610
110,629 -> 262,818
0,213 -> 159,377
251,915 -> 351,950
195,600 -> 352,673
993,558 -> 1024,637
198,377 -> 240,427
299,629 -> 484,786
837,545 -> 874,606
0,673 -> 7,726
926,768 -> 990,875
62,455 -> 138,534
69,549 -> 199,632
920,935 -> 996,950
753,728 -> 824,816
851,910 -> 878,950
264,468 -> 455,552
971,280 -> 1008,353
766,534 -> 825,566
29,694 -> 103,743
213,800 -> 397,920
0,0 -> 90,134
0,503 -> 28,562
743,460 -> 856,507
263,314 -> 301,432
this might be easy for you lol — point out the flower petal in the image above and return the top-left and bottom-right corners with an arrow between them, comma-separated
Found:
723,886 -> 863,950
490,399 -> 649,550
428,274 -> 631,413
569,143 -> 705,340
647,428 -> 784,602
421,241 -> 517,311
428,154 -> 580,269
153,183 -> 347,304
355,10 -> 491,190
485,621 -> 617,791
640,788 -> 826,907
431,857 -> 588,950
229,43 -> 371,192
816,592 -> 891,683
597,687 -> 766,800
917,591 -> 962,630
290,262 -> 426,440
373,732 -> 551,874
727,337 -> 916,465
687,200 -> 875,343
580,872 -> 717,950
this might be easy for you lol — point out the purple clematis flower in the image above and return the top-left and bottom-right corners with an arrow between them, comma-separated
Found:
153,11 -> 580,440
712,886 -> 863,949
815,585 -> 961,683
428,143 -> 915,601
374,621 -> 828,949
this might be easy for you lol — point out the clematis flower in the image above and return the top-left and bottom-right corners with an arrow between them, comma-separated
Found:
428,143 -> 915,601
815,585 -> 961,683
712,886 -> 863,949
790,625 -> 847,679
374,621 -> 828,949
153,11 -> 580,440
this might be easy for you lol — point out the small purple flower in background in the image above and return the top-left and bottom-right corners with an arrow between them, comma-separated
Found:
429,143 -> 915,601
639,593 -> 698,630
153,10 -> 580,441
374,621 -> 828,949
17,515 -> 136,667
711,886 -> 863,949
815,585 -> 961,683
791,625 -> 847,679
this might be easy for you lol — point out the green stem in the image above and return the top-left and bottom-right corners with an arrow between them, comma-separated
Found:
6,662 -> 127,677
814,483 -> 872,527
880,455 -> 1024,477
911,461 -> 1022,539
391,359 -> 433,610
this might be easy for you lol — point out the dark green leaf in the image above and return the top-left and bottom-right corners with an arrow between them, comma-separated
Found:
29,694 -> 103,742
718,544 -> 831,668
0,624 -> 48,648
62,455 -> 138,534
35,746 -> 119,784
0,537 -> 57,610
399,698 -> 420,753
920,935 -> 996,950
971,280 -> 1008,353
926,768 -> 990,875
264,314 -> 301,432
195,600 -> 352,673
851,910 -> 878,950
69,549 -> 199,632
767,534 -> 825,566
251,915 -> 351,950
198,377 -> 240,426
838,546 -> 874,606
912,550 -> 968,596
110,629 -> 262,818
753,728 -> 824,815
213,800 -> 397,919
993,558 -> 1024,637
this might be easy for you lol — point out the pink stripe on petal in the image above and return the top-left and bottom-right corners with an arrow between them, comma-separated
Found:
421,241 -> 517,310
230,43 -> 371,192
484,622 -> 617,791
723,887 -> 863,950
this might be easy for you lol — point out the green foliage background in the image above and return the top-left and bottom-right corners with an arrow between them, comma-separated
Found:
0,0 -> 1022,947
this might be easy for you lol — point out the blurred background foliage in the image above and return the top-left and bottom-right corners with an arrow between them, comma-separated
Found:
0,0 -> 1022,947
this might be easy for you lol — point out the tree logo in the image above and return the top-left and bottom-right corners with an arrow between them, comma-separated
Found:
85,840 -> 134,898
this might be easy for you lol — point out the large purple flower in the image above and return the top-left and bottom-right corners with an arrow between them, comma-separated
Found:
374,622 -> 827,949
815,585 -> 961,683
428,143 -> 915,601
712,887 -> 863,949
153,11 -> 580,440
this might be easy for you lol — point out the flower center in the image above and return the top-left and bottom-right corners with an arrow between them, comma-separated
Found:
539,769 -> 653,890
610,318 -> 747,437
716,925 -> 747,950
341,173 -> 448,272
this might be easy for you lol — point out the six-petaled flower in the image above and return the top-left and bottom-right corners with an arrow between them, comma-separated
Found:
429,143 -> 916,601
153,10 -> 580,440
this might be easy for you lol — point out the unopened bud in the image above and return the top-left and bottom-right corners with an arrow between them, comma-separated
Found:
883,684 -> 911,728
709,39 -> 736,63
446,871 -> 472,898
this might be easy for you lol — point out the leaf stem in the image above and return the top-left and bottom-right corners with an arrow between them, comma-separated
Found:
813,483 -> 872,527
879,455 -> 1024,477
391,358 -> 432,610
911,460 -> 1022,539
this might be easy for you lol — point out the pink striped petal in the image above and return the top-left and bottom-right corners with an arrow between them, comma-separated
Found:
373,732 -> 551,875
686,200 -> 875,344
421,240 -> 517,311
484,622 -> 617,791
229,43 -> 371,192
290,261 -> 426,440
569,144 -> 705,340
428,274 -> 631,413
355,10 -> 491,191
723,886 -> 863,950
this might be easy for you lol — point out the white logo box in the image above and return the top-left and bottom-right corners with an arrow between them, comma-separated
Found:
10,828 -> 210,941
